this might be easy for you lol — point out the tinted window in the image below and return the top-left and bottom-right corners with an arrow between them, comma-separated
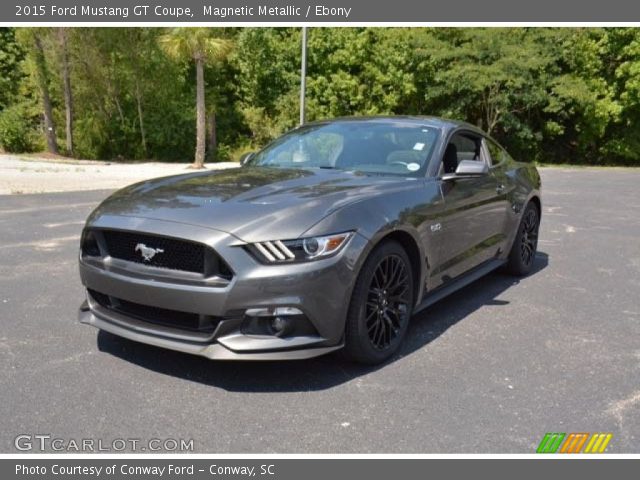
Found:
451,135 -> 479,161
486,138 -> 509,165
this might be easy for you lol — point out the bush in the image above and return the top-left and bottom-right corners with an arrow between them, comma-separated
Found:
0,104 -> 37,153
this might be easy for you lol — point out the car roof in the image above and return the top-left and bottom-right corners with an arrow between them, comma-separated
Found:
304,115 -> 485,135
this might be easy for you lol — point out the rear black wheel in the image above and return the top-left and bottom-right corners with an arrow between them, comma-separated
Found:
506,202 -> 540,276
344,241 -> 414,364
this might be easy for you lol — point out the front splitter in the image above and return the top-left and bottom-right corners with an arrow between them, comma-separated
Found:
79,305 -> 343,361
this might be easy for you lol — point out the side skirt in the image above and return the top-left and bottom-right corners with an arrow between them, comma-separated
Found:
414,258 -> 506,314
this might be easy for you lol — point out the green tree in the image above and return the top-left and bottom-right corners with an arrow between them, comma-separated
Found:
57,27 -> 73,155
609,29 -> 640,164
16,28 -> 59,154
411,28 -> 556,160
2,27 -> 639,166
0,28 -> 25,111
160,28 -> 232,168
69,28 -> 195,161
234,28 -> 300,144
234,28 -> 417,144
305,28 -> 416,120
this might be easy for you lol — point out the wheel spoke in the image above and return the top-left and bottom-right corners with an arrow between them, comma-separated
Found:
365,253 -> 412,350
371,317 -> 380,338
388,260 -> 404,289
518,208 -> 539,267
372,269 -> 383,289
381,258 -> 390,286
365,308 -> 378,325
374,319 -> 385,347
524,210 -> 537,231
385,310 -> 401,330
521,242 -> 533,264
368,316 -> 380,334
390,281 -> 409,297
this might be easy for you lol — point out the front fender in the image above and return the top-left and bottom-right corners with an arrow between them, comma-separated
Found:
503,165 -> 542,256
301,181 -> 442,305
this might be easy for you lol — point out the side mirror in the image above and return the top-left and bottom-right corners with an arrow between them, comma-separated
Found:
239,152 -> 254,166
442,160 -> 488,180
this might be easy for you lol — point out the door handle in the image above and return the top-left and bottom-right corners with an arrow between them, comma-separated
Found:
496,184 -> 505,194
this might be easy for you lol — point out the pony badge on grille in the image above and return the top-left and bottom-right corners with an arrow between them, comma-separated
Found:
135,243 -> 164,262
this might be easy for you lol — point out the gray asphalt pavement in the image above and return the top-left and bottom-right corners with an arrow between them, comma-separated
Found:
0,167 -> 638,453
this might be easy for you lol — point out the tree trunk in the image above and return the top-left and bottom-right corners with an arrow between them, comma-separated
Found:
59,28 -> 73,156
109,79 -> 126,129
129,30 -> 147,159
194,57 -> 206,168
33,34 -> 58,155
208,111 -> 217,162
135,79 -> 148,158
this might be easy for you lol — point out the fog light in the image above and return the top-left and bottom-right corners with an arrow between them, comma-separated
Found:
273,307 -> 303,316
242,307 -> 303,337
271,316 -> 292,337
245,307 -> 303,317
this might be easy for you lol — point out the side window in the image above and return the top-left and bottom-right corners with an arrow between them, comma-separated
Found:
452,135 -> 479,162
485,138 -> 507,166
441,132 -> 483,175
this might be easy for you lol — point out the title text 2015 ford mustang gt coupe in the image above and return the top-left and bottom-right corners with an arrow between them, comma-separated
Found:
78,117 -> 541,364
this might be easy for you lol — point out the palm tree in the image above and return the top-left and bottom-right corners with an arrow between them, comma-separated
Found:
160,28 -> 232,169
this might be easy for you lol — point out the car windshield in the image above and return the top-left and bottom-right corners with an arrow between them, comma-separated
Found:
248,121 -> 440,177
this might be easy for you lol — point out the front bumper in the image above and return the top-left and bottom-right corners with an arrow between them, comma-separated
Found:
79,215 -> 368,360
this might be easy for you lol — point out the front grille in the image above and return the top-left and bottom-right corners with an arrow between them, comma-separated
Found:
88,289 -> 219,333
101,230 -> 205,273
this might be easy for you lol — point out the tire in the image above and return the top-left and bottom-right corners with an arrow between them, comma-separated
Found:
343,241 -> 414,365
506,202 -> 540,276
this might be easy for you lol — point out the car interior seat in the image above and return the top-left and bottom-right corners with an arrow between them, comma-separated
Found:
442,143 -> 458,174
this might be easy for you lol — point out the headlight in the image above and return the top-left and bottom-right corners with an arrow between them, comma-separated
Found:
246,232 -> 353,264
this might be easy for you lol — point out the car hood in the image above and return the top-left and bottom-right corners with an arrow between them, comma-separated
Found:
88,166 -> 419,242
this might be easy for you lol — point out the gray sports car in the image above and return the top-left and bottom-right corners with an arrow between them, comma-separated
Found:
78,116 -> 541,364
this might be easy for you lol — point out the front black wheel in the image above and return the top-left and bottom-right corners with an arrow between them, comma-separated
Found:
344,241 -> 414,364
506,202 -> 540,276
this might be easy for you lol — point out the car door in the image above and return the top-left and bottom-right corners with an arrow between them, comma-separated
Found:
433,131 -> 510,284
483,136 -> 514,242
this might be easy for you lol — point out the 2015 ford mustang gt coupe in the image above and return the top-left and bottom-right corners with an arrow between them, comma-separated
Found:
78,117 -> 541,364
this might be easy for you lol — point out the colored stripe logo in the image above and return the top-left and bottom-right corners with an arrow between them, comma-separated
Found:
537,433 -> 612,453
537,433 -> 565,453
584,433 -> 613,453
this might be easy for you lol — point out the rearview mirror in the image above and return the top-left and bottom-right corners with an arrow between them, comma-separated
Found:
442,160 -> 488,180
239,152 -> 254,166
